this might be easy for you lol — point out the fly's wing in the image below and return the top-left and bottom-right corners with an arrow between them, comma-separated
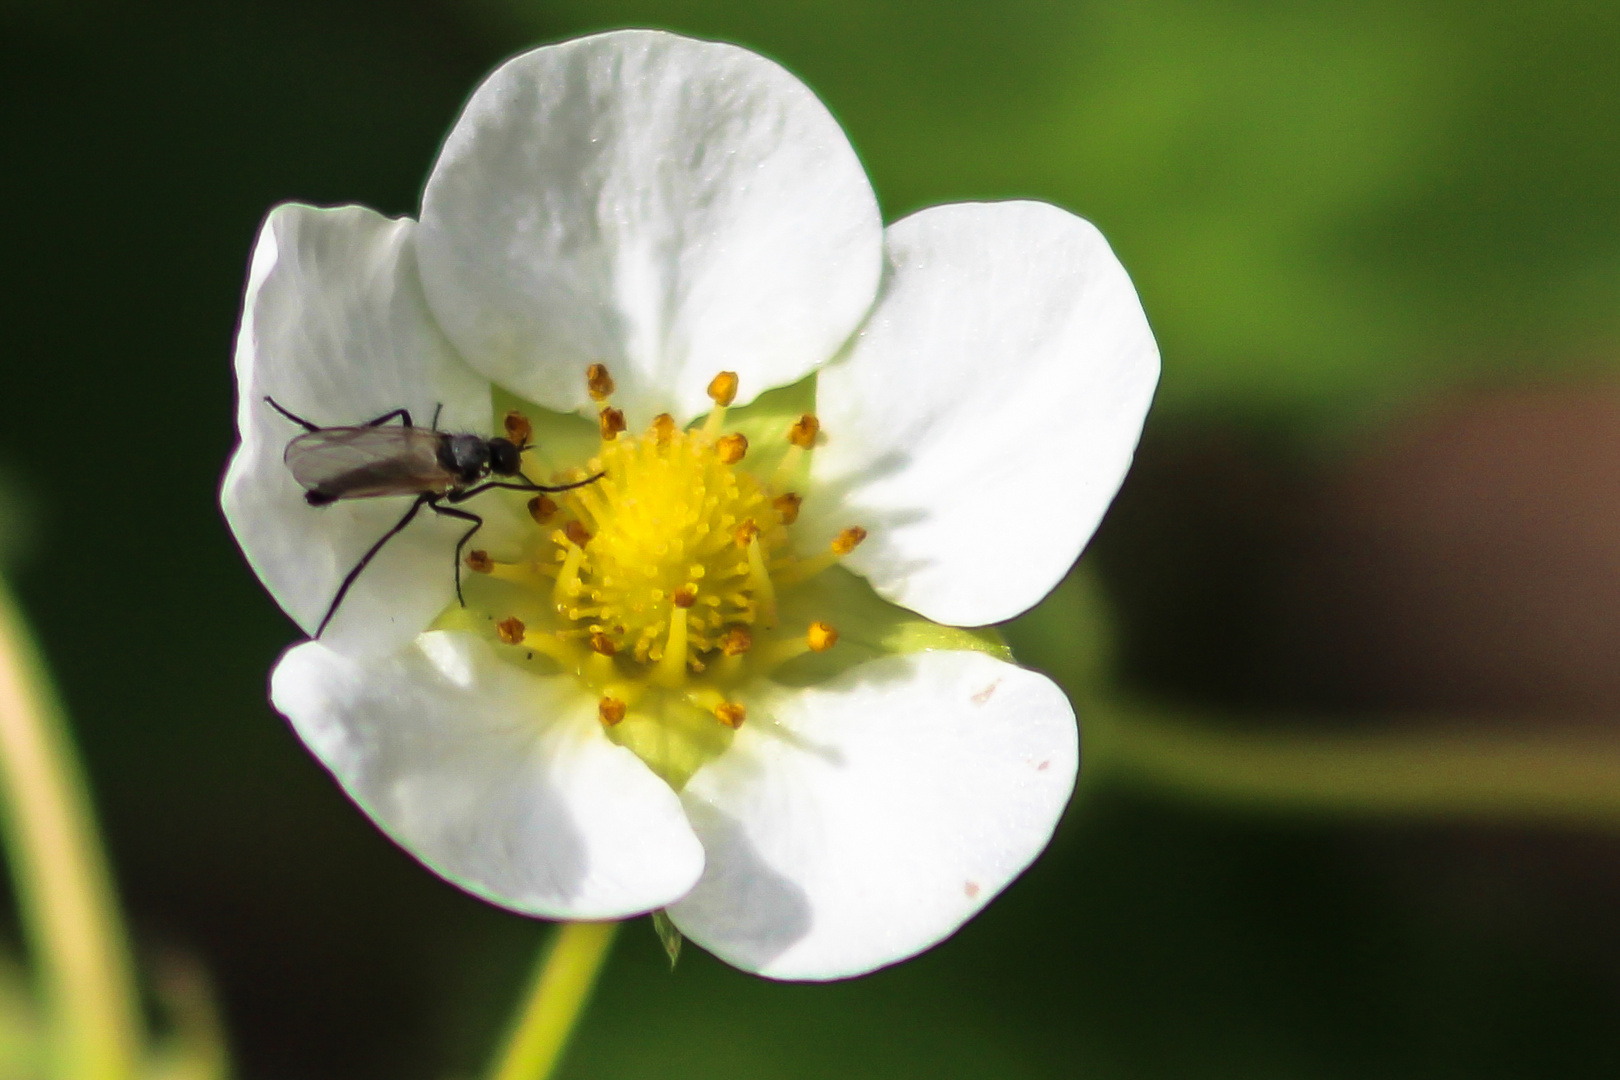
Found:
284,427 -> 451,502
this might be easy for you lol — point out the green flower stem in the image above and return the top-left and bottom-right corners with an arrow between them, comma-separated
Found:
488,921 -> 619,1080
1088,702 -> 1620,826
0,580 -> 141,1080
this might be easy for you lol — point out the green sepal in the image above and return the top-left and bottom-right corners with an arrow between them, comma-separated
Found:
651,910 -> 682,971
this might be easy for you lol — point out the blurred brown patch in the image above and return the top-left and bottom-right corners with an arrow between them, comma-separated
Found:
1286,386 -> 1620,719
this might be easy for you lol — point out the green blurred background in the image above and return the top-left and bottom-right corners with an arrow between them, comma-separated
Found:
4,0 -> 1620,1076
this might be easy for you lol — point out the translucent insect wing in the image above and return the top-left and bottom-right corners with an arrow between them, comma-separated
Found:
284,426 -> 450,500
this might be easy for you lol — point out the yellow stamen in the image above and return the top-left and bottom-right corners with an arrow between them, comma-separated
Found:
745,534 -> 776,628
716,433 -> 748,464
465,550 -> 494,574
651,413 -> 676,445
655,607 -> 689,687
755,621 -> 838,670
496,617 -> 526,645
564,520 -> 592,548
587,364 -> 615,402
719,625 -> 753,656
788,413 -> 820,449
599,697 -> 627,726
503,410 -> 533,445
589,632 -> 617,657
715,702 -> 746,729
832,526 -> 867,555
807,621 -> 839,652
703,371 -> 739,437
553,540 -> 585,607
776,526 -> 867,585
772,492 -> 802,525
707,371 -> 739,407
528,495 -> 557,524
598,407 -> 626,441
521,629 -> 580,666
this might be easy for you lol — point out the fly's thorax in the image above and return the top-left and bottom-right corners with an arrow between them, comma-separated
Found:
439,433 -> 492,482
446,367 -> 868,789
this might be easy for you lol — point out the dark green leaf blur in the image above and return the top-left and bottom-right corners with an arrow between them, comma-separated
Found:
3,0 -> 1618,1076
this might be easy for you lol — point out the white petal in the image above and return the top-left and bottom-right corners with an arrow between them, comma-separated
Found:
220,203 -> 497,657
272,632 -> 705,919
417,30 -> 882,425
809,201 -> 1160,626
667,651 -> 1076,980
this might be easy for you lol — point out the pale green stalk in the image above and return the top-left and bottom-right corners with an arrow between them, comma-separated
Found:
487,922 -> 618,1080
0,579 -> 141,1080
1090,703 -> 1620,826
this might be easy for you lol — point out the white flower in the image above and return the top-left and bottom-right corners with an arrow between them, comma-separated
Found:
221,30 -> 1157,981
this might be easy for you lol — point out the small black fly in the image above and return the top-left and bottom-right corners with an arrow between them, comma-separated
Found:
265,396 -> 600,637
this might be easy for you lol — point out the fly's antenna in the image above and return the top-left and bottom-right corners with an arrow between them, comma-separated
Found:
430,403 -> 444,431
264,396 -> 320,433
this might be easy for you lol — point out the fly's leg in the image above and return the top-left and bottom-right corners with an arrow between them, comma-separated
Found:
363,407 -> 414,428
264,396 -> 319,433
316,494 -> 429,638
266,397 -> 419,433
447,472 -> 606,502
430,404 -> 443,430
427,500 -> 485,607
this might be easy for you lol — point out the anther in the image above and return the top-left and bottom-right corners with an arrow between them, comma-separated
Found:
755,620 -> 837,670
832,526 -> 868,555
589,632 -> 617,656
774,526 -> 869,586
598,697 -> 627,727
715,702 -> 747,729
528,495 -> 557,523
720,625 -> 753,656
599,407 -> 626,441
651,413 -> 676,445
707,371 -> 739,407
465,550 -> 494,574
564,521 -> 592,547
772,492 -> 802,525
717,433 -> 748,464
703,371 -> 740,437
496,617 -> 526,645
788,413 -> 820,448
673,585 -> 698,609
807,621 -> 839,652
503,410 -> 533,445
734,519 -> 760,549
587,364 -> 615,401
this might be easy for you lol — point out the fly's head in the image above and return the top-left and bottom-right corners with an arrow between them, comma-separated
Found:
490,410 -> 535,477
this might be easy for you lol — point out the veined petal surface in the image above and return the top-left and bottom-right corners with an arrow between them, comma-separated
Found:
417,30 -> 883,425
667,650 -> 1077,980
221,203 -> 494,657
272,632 -> 705,919
810,201 -> 1159,627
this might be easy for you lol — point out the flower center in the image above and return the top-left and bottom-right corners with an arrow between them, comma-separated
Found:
454,366 -> 866,788
555,420 -> 784,668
